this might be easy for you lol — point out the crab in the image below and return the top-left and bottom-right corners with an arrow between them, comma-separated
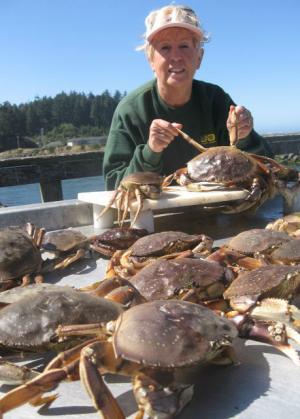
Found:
41,228 -> 91,271
164,129 -> 299,214
0,223 -> 45,291
208,228 -> 298,270
221,265 -> 300,352
99,171 -> 165,227
0,284 -> 123,356
89,226 -> 148,258
0,284 -> 124,387
95,257 -> 233,305
1,299 -> 300,418
106,230 -> 213,278
266,213 -> 300,237
223,264 -> 300,313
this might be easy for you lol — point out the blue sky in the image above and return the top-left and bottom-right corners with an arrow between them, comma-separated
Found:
0,0 -> 299,134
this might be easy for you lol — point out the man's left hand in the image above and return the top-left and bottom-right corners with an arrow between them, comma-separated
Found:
227,105 -> 253,141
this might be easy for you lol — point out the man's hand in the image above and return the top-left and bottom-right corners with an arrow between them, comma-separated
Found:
227,105 -> 253,144
148,119 -> 183,153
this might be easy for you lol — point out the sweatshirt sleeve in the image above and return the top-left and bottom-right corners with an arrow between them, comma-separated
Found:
236,130 -> 274,158
103,108 -> 163,190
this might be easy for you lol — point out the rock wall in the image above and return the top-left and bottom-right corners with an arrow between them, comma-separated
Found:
264,133 -> 300,155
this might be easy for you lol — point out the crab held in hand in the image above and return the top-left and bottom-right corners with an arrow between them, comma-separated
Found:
165,128 -> 299,214
99,171 -> 165,227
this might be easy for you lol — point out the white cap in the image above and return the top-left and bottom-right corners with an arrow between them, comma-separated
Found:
145,5 -> 204,42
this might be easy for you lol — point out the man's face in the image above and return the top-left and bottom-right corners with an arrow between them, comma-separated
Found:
149,28 -> 203,89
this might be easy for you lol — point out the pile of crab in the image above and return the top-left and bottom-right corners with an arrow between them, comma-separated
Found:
0,210 -> 300,419
1,126 -> 300,417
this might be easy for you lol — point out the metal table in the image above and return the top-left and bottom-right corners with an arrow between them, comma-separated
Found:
1,195 -> 299,419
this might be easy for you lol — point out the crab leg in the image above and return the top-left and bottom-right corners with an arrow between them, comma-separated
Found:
0,366 -> 72,414
176,128 -> 207,153
89,276 -> 147,306
0,338 -> 102,415
230,313 -> 300,365
97,189 -> 119,219
80,341 -> 126,419
130,188 -> 144,227
120,189 -> 130,226
228,107 -> 238,147
52,248 -> 86,270
0,361 -> 39,386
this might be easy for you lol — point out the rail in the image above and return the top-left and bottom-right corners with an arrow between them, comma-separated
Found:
0,150 -> 103,202
0,134 -> 299,202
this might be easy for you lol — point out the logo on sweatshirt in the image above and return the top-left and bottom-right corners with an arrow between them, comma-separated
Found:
201,133 -> 216,145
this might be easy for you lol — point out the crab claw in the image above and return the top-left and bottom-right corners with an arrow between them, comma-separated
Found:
230,313 -> 300,365
250,298 -> 300,330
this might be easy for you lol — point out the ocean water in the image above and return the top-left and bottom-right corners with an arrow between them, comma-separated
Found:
0,175 -> 105,207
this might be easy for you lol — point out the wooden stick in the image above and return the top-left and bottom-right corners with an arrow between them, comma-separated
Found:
176,128 -> 207,153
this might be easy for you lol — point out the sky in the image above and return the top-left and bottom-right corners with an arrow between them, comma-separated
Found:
0,0 -> 299,134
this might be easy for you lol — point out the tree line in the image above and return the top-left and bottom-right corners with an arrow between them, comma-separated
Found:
0,90 -> 126,148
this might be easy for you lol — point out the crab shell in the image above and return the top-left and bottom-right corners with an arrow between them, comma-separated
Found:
90,227 -> 148,257
0,285 -> 123,352
41,229 -> 89,255
223,265 -> 300,311
226,228 -> 292,256
113,300 -> 237,369
130,258 -> 231,301
128,231 -> 212,259
0,227 -> 42,281
120,171 -> 163,199
269,239 -> 300,265
186,146 -> 259,185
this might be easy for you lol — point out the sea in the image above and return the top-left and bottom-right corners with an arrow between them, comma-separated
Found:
0,175 -> 105,207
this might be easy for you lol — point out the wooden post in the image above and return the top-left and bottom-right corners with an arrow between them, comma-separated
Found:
40,180 -> 63,202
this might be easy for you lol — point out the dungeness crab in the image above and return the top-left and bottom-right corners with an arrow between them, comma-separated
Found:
210,228 -> 300,267
106,230 -> 213,278
99,171 -> 165,227
164,128 -> 299,214
1,299 -> 299,418
95,257 -> 233,305
89,227 -> 148,257
41,228 -> 91,271
0,224 -> 44,291
0,284 -> 123,355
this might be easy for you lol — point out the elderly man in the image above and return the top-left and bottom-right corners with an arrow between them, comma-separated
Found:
103,4 -> 272,190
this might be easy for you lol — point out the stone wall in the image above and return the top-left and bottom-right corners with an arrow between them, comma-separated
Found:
264,133 -> 300,155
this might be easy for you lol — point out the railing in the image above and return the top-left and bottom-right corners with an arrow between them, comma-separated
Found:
0,134 -> 299,203
0,150 -> 103,202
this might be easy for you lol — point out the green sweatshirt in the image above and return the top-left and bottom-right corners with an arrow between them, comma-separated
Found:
103,79 -> 273,190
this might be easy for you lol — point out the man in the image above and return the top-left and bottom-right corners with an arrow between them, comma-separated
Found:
103,5 -> 272,190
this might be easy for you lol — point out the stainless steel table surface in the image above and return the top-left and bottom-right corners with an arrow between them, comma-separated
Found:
1,195 -> 299,419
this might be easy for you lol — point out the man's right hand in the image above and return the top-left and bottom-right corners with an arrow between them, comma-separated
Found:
148,119 -> 183,153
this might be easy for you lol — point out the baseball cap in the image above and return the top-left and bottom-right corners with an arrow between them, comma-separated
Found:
145,5 -> 204,42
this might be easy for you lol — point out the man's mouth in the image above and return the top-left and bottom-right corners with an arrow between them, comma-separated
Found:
169,68 -> 185,74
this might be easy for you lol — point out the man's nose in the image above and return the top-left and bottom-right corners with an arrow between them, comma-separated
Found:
170,47 -> 183,61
